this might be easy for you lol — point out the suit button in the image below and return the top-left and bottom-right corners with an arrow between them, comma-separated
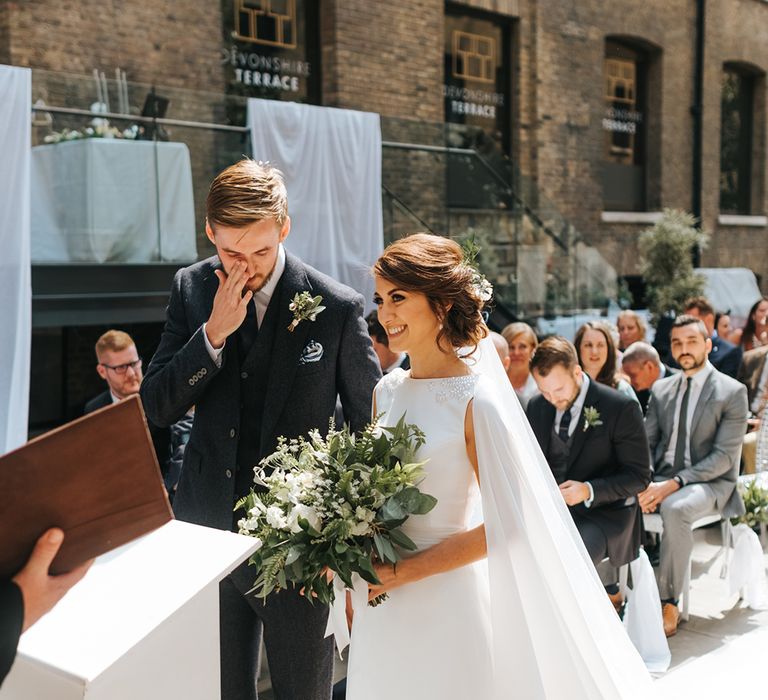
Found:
229,428 -> 236,438
225,469 -> 232,478
201,368 -> 208,376
241,371 -> 248,379
188,378 -> 195,386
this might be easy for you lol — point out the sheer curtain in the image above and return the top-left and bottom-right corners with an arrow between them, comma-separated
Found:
0,65 -> 31,453
247,98 -> 383,304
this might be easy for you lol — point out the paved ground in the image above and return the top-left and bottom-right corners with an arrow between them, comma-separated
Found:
259,525 -> 768,698
656,525 -> 768,698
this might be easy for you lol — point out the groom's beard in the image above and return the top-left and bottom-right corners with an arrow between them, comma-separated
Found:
244,257 -> 278,294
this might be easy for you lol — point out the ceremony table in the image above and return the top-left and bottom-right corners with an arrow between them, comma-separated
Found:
31,139 -> 197,263
0,520 -> 259,700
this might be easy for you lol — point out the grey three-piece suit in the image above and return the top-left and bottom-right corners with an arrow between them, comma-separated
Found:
644,366 -> 747,600
141,250 -> 381,700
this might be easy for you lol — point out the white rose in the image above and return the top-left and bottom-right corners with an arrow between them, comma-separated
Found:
287,504 -> 322,533
266,505 -> 289,530
349,521 -> 371,536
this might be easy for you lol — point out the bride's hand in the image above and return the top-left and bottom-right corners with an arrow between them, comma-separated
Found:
367,561 -> 400,602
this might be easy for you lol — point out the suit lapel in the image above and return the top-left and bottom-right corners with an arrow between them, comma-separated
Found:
689,372 -> 716,439
567,379 -> 599,470
535,401 -> 555,456
259,253 -> 313,445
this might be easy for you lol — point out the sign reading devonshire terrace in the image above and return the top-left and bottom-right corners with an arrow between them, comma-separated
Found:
221,0 -> 320,103
443,8 -> 511,155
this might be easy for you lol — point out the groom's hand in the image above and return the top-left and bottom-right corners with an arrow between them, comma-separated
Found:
206,261 -> 254,349
559,480 -> 590,506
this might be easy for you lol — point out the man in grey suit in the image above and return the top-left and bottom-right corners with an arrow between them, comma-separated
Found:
642,315 -> 747,636
141,160 -> 381,700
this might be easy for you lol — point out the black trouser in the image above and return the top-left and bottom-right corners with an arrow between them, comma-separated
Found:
573,516 -> 620,592
220,561 -> 334,700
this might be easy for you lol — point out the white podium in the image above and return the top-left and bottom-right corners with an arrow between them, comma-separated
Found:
0,520 -> 260,699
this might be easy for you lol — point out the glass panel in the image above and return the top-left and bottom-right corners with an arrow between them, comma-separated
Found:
602,42 -> 646,211
720,70 -> 753,215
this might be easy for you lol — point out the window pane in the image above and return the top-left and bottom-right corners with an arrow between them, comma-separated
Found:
720,70 -> 753,214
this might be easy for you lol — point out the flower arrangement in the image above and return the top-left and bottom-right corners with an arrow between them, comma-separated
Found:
43,122 -> 138,144
733,476 -> 768,530
236,414 -> 436,606
287,291 -> 325,332
582,406 -> 603,432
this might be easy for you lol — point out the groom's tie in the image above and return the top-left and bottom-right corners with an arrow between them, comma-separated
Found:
237,299 -> 258,362
558,408 -> 571,442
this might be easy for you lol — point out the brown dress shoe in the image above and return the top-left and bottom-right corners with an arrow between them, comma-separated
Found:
662,602 -> 680,637
607,590 -> 625,615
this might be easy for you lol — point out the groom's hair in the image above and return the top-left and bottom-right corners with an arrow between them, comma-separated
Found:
206,159 -> 288,228
529,336 -> 578,376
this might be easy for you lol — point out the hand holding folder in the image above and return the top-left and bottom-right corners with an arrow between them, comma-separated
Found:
0,396 -> 173,578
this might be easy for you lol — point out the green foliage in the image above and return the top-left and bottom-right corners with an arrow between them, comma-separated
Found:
638,209 -> 709,322
236,413 -> 436,607
732,478 -> 768,529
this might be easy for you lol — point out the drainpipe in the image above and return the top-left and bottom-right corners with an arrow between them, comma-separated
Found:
691,0 -> 705,267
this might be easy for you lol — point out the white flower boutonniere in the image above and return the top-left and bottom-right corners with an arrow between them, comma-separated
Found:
288,292 -> 325,332
582,406 -> 603,432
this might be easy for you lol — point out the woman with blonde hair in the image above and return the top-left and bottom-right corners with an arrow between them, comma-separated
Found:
501,322 -> 540,409
616,310 -> 647,352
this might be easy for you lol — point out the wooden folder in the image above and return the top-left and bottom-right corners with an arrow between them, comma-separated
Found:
0,395 -> 173,578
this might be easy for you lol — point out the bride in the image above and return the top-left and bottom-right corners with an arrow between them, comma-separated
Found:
344,233 -> 657,699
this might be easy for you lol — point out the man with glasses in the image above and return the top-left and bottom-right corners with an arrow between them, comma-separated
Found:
84,329 -> 178,495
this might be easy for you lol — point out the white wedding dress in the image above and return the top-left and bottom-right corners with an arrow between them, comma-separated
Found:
346,370 -> 494,698
338,336 -> 660,699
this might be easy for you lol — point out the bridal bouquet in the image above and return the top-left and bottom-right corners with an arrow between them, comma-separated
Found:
235,415 -> 436,606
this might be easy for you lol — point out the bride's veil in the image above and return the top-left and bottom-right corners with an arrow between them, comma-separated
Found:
465,335 -> 658,699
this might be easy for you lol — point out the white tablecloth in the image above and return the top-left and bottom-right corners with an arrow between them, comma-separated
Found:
31,139 -> 197,263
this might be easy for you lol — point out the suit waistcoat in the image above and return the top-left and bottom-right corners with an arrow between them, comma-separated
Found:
547,426 -> 575,484
235,278 -> 284,502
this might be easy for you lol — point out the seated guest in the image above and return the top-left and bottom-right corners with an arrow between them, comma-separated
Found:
366,311 -> 409,374
617,310 -> 647,352
501,322 -> 539,409
489,332 -> 511,372
2,529 -> 91,686
85,330 -> 185,494
574,321 -> 639,404
641,315 -> 747,636
621,342 -> 677,414
736,342 -> 768,473
715,311 -> 735,345
683,296 -> 743,377
737,297 -> 768,351
527,337 -> 651,612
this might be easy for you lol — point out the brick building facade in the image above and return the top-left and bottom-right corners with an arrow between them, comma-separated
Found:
2,0 -> 767,427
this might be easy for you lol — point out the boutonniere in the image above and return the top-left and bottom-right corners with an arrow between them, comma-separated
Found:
287,292 -> 325,332
582,406 -> 603,432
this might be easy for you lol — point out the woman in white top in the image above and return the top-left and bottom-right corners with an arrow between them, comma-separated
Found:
501,322 -> 540,409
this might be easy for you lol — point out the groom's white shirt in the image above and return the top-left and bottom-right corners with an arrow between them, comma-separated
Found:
203,244 -> 287,365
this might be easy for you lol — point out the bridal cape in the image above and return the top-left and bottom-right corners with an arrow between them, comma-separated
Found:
329,336 -> 659,698
470,336 -> 657,698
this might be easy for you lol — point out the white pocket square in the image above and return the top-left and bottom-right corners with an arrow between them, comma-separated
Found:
299,340 -> 324,365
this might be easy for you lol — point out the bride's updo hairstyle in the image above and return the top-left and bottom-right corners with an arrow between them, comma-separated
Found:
373,233 -> 488,353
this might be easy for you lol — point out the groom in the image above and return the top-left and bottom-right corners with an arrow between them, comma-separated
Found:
526,337 -> 651,607
141,159 -> 381,700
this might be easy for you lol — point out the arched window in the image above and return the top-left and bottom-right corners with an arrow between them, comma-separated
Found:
720,64 -> 762,215
602,38 -> 660,212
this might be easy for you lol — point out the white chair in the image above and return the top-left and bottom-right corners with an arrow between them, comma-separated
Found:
643,512 -> 733,621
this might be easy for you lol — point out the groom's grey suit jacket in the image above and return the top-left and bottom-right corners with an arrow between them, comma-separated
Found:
644,367 -> 748,517
141,252 -> 381,531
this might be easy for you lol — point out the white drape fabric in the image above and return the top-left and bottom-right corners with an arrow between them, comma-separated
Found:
247,99 -> 383,303
728,523 -> 768,610
623,550 -> 671,672
469,336 -> 658,698
0,65 -> 31,453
